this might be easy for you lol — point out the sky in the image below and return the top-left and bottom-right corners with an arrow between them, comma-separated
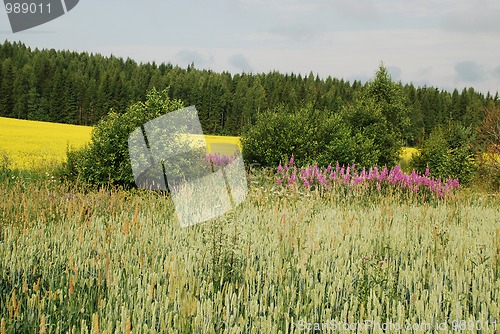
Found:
1,0 -> 500,95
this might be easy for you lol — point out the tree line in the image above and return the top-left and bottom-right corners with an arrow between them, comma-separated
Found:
1,40 -> 499,147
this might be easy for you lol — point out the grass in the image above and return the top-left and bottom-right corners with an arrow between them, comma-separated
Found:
0,171 -> 498,333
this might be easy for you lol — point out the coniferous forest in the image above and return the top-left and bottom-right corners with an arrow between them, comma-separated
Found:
1,40 -> 499,147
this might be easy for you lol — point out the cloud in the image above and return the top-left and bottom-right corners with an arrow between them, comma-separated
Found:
332,0 -> 380,21
175,49 -> 214,67
455,61 -> 485,82
441,3 -> 500,33
229,54 -> 253,72
387,66 -> 402,81
269,22 -> 325,44
245,22 -> 326,47
493,66 -> 500,80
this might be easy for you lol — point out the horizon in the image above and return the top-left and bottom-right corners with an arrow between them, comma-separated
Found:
1,0 -> 499,96
2,38 -> 498,97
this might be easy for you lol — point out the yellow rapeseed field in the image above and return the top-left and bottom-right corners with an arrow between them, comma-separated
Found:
182,133 -> 242,156
0,117 -> 92,170
0,117 -> 242,170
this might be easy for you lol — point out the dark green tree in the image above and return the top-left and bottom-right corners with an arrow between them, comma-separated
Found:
364,63 -> 411,145
0,58 -> 14,117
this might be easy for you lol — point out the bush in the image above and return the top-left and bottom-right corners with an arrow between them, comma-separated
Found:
340,97 -> 402,167
476,105 -> 500,191
411,125 -> 477,185
241,104 -> 380,168
61,88 -> 184,187
241,65 -> 406,169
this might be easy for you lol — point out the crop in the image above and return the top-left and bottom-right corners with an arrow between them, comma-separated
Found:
0,116 -> 241,172
0,170 -> 498,333
0,117 -> 92,170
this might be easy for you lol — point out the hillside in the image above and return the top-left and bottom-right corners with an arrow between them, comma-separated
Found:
1,40 -> 499,147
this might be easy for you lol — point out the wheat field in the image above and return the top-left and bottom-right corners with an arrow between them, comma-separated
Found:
0,176 -> 498,333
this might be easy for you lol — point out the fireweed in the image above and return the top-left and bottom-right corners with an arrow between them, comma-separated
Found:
276,156 -> 460,199
204,152 -> 238,168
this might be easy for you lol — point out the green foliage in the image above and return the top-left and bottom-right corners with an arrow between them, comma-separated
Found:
365,63 -> 411,145
241,66 -> 407,169
241,105 -> 313,167
412,125 -> 478,185
241,104 -> 380,168
1,40 -> 496,142
340,96 -> 402,167
62,88 -> 184,187
475,104 -> 500,191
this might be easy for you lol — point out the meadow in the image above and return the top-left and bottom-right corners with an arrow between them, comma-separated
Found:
0,118 -> 499,333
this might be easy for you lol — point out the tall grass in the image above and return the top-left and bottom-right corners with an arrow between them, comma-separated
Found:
0,172 -> 498,333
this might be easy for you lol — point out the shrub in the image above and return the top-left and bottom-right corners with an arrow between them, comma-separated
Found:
411,125 -> 477,185
61,88 -> 184,187
340,97 -> 402,167
241,65 -> 406,169
476,105 -> 500,190
241,104 -> 379,168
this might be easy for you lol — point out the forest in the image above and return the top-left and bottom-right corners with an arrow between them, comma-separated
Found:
1,40 -> 498,147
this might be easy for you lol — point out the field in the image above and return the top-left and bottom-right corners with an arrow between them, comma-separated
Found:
0,118 -> 499,333
0,117 -> 242,170
0,117 -> 92,170
0,175 -> 499,332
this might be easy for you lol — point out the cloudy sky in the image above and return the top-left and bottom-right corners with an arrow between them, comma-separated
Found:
1,0 -> 500,94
